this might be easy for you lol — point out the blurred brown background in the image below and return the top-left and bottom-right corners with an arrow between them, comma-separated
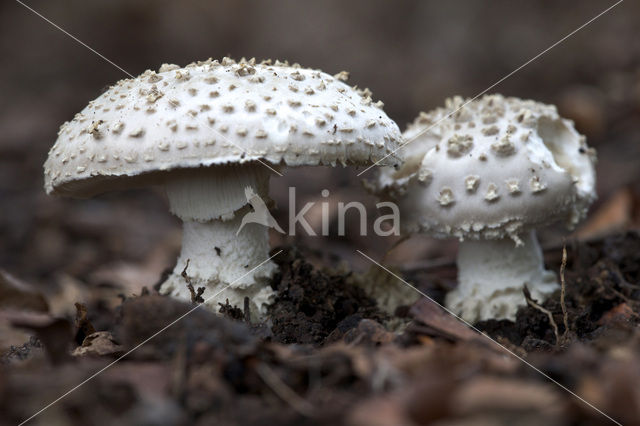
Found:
1,0 -> 639,295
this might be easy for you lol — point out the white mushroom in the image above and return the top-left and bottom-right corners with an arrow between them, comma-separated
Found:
373,94 -> 597,322
44,57 -> 402,318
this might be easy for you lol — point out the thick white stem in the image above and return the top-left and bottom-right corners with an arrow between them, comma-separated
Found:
165,165 -> 270,222
445,231 -> 558,322
158,164 -> 278,318
159,216 -> 277,316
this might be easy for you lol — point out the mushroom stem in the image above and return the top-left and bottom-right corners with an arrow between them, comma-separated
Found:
159,216 -> 277,317
158,164 -> 278,318
445,230 -> 558,322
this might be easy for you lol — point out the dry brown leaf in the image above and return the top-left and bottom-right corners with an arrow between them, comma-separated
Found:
409,299 -> 482,343
72,331 -> 123,357
348,395 -> 411,426
47,274 -> 90,317
451,376 -> 566,417
0,269 -> 48,312
343,319 -> 395,346
577,187 -> 633,239
597,303 -> 637,326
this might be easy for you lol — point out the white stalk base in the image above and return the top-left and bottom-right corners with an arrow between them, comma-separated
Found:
159,215 -> 277,318
159,164 -> 277,320
445,231 -> 558,322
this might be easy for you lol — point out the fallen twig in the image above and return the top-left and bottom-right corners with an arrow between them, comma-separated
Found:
560,244 -> 569,341
181,259 -> 191,282
607,286 -> 640,312
524,286 -> 560,345
243,297 -> 251,323
256,363 -> 315,417
182,259 -> 205,304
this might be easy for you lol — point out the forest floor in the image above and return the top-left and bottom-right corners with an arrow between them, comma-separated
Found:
1,232 -> 639,426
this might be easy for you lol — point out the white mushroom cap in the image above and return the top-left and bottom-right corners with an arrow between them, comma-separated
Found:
377,94 -> 597,243
44,57 -> 401,197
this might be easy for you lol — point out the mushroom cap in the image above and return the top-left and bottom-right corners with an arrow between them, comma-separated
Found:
376,94 -> 597,243
44,58 -> 402,197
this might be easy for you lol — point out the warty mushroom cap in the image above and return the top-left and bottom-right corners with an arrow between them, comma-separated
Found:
376,94 -> 597,244
44,57 -> 401,198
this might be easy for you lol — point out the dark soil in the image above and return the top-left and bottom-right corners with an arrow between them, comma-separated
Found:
476,232 -> 640,351
2,2 -> 639,423
1,234 -> 640,425
267,248 -> 387,345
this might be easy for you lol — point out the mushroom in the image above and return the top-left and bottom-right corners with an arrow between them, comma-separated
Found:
44,57 -> 402,318
373,94 -> 596,322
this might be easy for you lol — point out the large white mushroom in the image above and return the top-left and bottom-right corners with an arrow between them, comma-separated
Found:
44,57 -> 401,318
374,94 -> 596,322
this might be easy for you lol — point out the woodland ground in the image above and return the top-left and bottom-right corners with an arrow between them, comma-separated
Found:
1,1 -> 640,425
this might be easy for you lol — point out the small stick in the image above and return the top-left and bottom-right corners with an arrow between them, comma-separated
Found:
560,244 -> 569,340
608,286 -> 640,313
256,363 -> 315,417
188,285 -> 205,304
243,297 -> 251,323
181,259 -> 191,282
524,286 -> 560,345
182,259 -> 204,304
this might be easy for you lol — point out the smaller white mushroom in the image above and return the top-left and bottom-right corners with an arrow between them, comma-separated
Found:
373,94 -> 597,322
